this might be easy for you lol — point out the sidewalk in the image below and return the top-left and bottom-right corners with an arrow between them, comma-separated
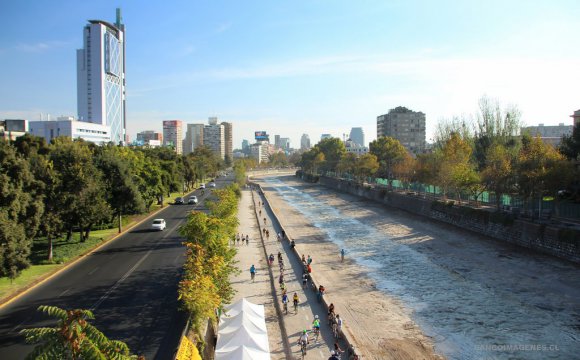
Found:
232,187 -> 345,359
230,188 -> 285,359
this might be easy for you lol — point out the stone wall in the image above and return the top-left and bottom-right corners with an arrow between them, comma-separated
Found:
319,176 -> 580,264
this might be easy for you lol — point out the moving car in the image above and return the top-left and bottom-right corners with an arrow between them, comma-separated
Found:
188,196 -> 198,204
209,182 -> 216,188
199,183 -> 206,189
151,219 -> 166,231
175,197 -> 184,204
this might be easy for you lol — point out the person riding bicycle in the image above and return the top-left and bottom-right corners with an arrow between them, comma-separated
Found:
312,315 -> 321,331
298,329 -> 309,347
277,252 -> 283,263
302,272 -> 308,288
293,292 -> 299,306
282,293 -> 288,307
290,240 -> 296,249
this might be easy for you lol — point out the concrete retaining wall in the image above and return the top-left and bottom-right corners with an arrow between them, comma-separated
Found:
320,176 -> 580,264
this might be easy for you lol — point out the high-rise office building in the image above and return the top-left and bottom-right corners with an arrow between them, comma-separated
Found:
349,127 -> 365,147
204,118 -> 225,159
301,134 -> 311,150
274,135 -> 281,148
377,106 -> 426,154
279,137 -> 290,150
183,123 -> 204,155
77,8 -> 126,145
163,120 -> 183,154
221,121 -> 233,161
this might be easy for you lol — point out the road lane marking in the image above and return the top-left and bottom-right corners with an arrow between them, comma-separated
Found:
58,289 -> 70,298
91,249 -> 153,311
88,267 -> 99,275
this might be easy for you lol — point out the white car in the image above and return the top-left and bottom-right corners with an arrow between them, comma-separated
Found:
209,182 -> 216,188
188,196 -> 198,204
199,183 -> 206,189
151,219 -> 166,231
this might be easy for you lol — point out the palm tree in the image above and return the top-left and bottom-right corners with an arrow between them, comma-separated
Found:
21,305 -> 142,360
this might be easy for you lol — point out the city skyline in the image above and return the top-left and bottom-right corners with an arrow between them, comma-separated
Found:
1,1 -> 579,148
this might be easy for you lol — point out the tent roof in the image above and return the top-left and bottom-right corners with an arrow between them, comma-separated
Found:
215,298 -> 270,359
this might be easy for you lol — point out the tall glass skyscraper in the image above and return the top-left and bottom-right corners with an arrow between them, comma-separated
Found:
77,9 -> 126,144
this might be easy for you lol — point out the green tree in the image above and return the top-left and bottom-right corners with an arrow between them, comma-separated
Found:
96,147 -> 145,233
482,143 -> 515,209
436,132 -> 475,202
518,135 -> 574,214
315,138 -> 346,172
0,139 -> 43,278
50,138 -> 110,242
336,152 -> 357,178
369,136 -> 409,186
355,153 -> 379,182
560,123 -> 580,160
21,305 -> 140,360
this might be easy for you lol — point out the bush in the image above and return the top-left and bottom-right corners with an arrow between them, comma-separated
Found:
559,229 -> 580,244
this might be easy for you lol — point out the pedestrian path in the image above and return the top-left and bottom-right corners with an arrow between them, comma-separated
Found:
229,188 -> 285,359
251,187 -> 349,359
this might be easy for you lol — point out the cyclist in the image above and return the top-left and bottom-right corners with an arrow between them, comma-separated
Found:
278,252 -> 283,263
298,329 -> 309,353
293,292 -> 299,311
312,315 -> 321,333
268,253 -> 274,266
290,240 -> 296,249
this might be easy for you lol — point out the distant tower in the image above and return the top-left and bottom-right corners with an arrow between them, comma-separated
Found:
163,120 -> 183,154
300,134 -> 311,150
349,127 -> 365,147
77,8 -> 126,144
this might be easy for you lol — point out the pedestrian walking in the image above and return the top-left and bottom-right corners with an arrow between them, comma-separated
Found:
307,255 -> 312,265
246,235 -> 249,246
263,217 -> 267,225
301,254 -> 306,264
259,209 -> 262,216
250,265 -> 256,282
341,248 -> 346,262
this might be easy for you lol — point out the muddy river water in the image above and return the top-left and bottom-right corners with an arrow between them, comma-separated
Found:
265,177 -> 580,359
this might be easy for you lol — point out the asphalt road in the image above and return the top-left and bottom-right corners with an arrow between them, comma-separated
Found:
0,175 -> 232,360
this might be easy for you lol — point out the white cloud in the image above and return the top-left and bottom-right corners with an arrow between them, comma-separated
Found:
14,40 -> 69,53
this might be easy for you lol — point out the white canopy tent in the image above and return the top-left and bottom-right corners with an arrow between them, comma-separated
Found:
215,298 -> 270,360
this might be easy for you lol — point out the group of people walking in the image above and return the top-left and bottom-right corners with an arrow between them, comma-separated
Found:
234,233 -> 250,246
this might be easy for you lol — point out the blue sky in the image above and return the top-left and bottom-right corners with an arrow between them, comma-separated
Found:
1,0 -> 579,148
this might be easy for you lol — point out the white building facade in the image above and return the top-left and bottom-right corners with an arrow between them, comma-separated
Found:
77,9 -> 126,145
204,120 -> 225,159
250,142 -> 270,163
183,123 -> 204,155
29,117 -> 111,144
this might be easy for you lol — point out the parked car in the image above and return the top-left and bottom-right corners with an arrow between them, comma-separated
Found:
151,219 -> 166,231
175,197 -> 184,204
199,183 -> 206,189
209,182 -> 216,188
188,196 -> 198,204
